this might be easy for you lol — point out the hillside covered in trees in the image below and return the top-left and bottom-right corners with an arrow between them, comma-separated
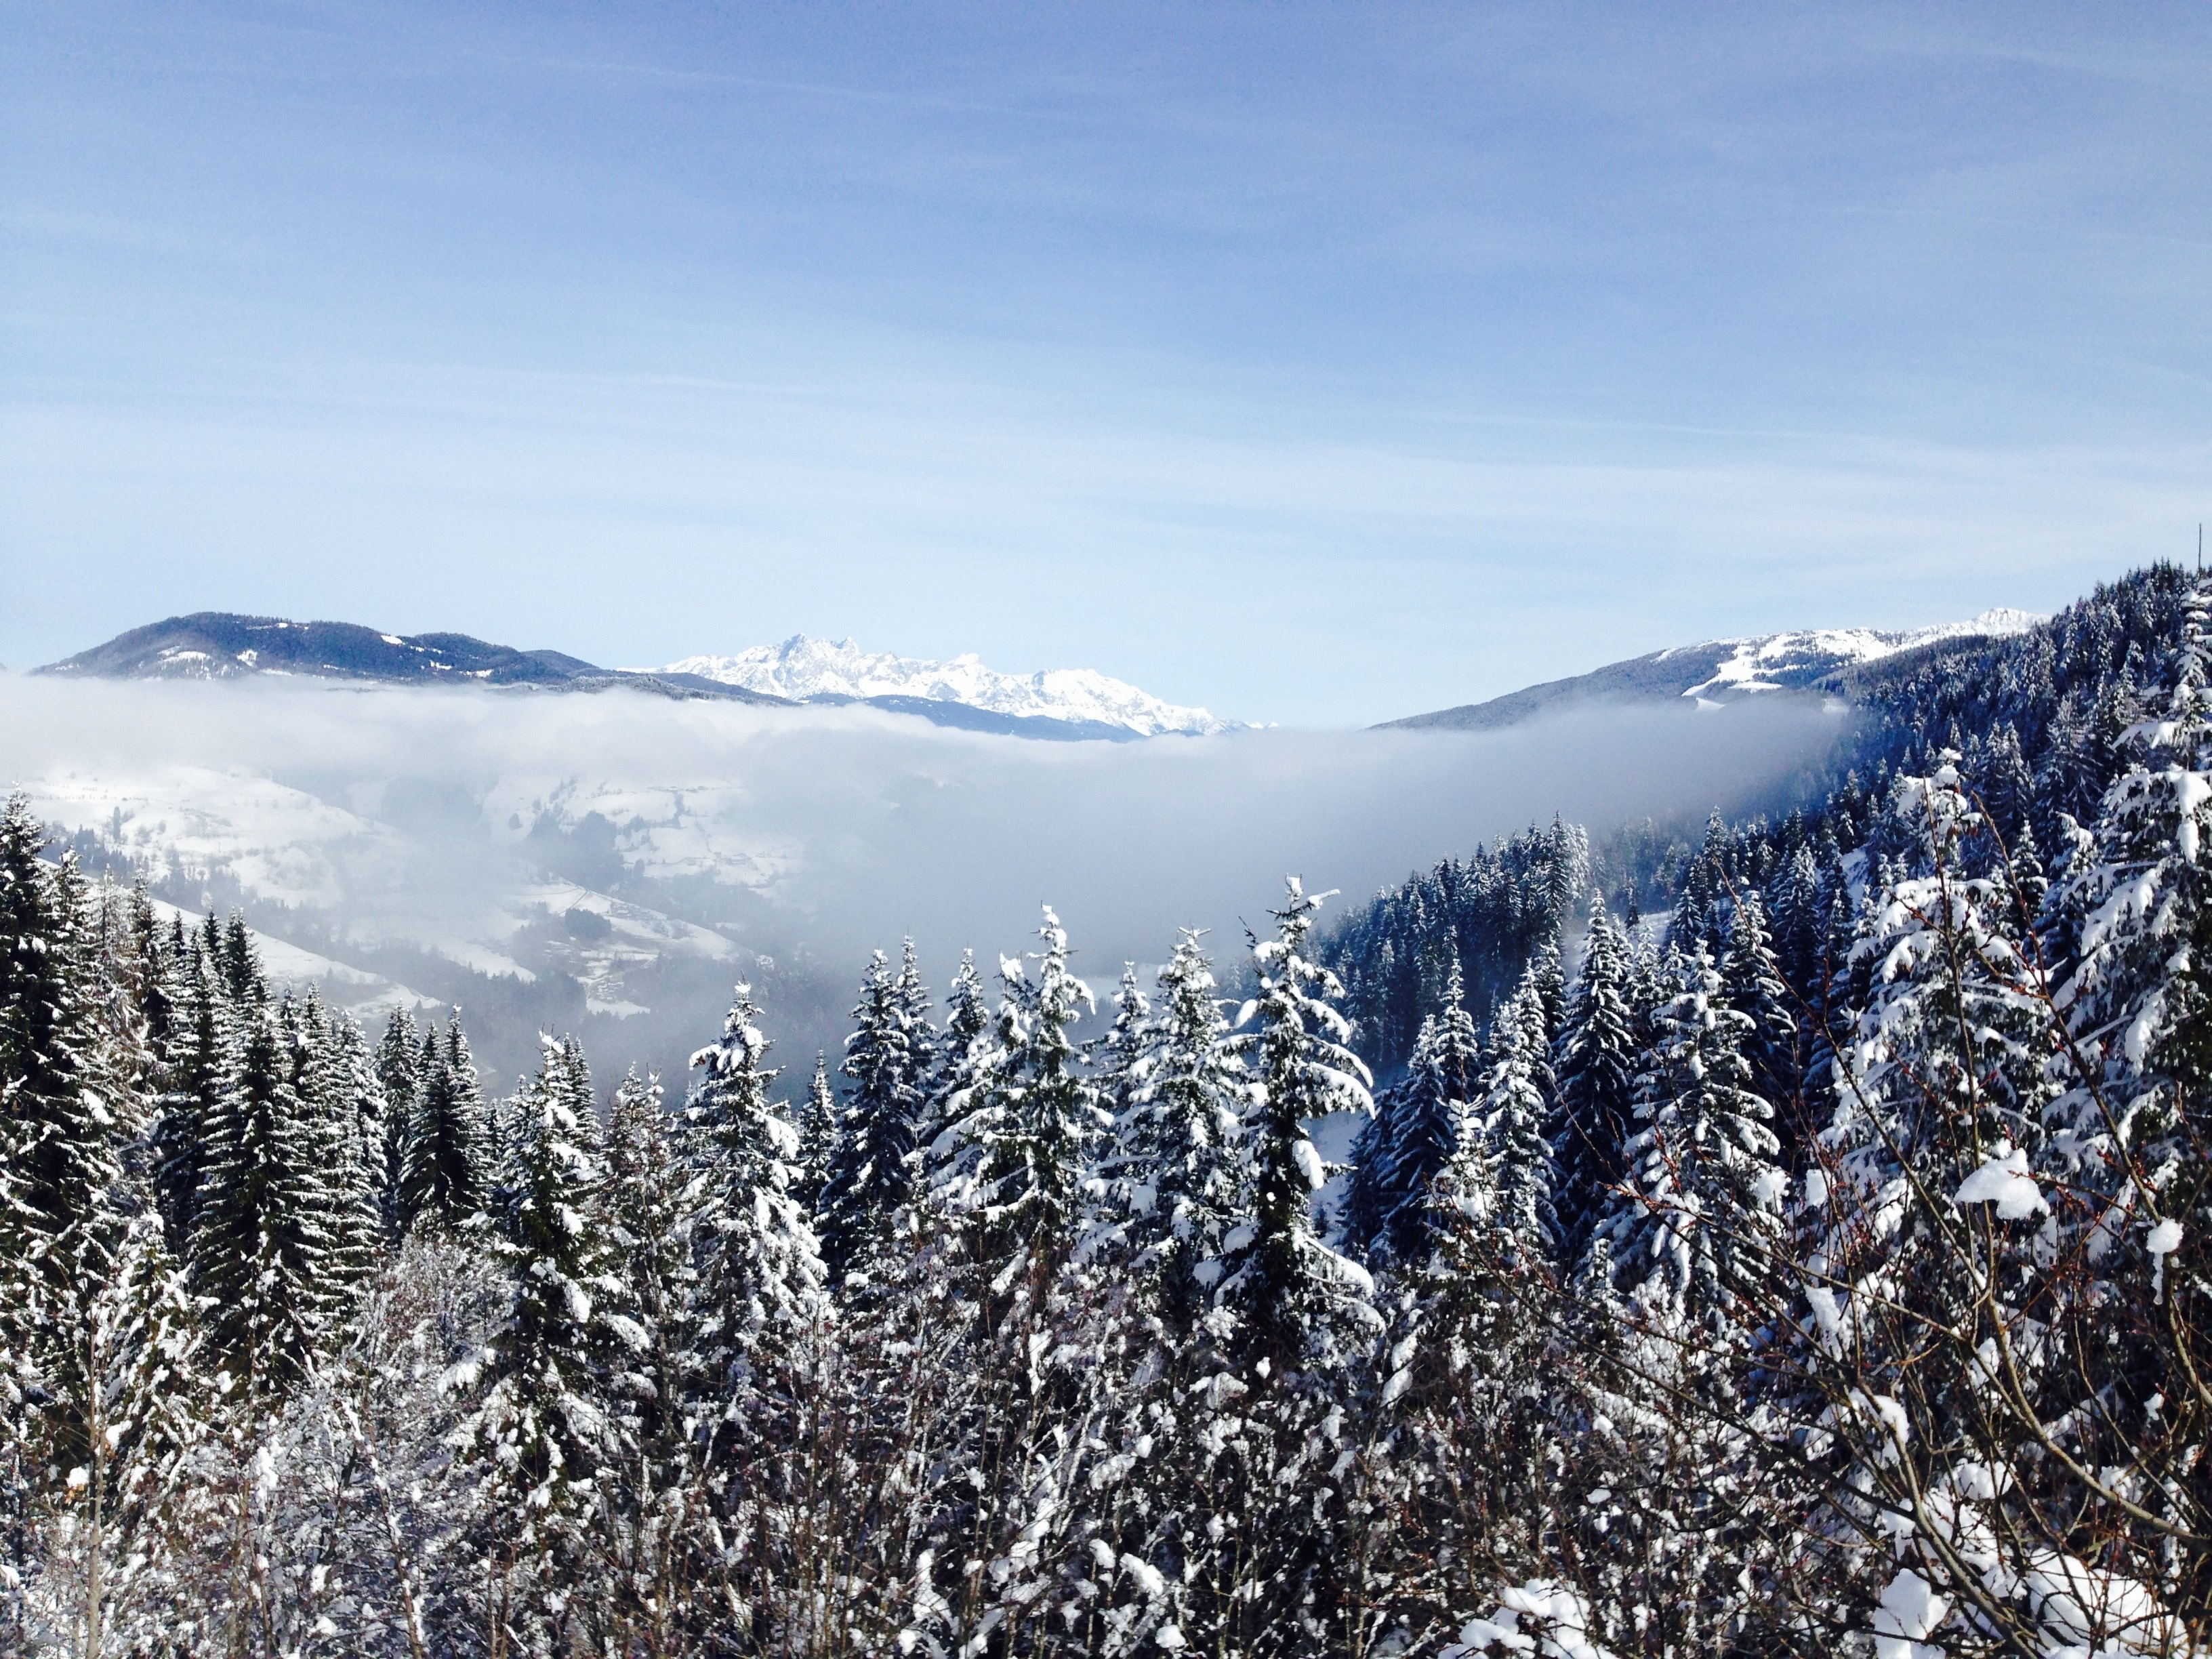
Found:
7,562 -> 2212,1656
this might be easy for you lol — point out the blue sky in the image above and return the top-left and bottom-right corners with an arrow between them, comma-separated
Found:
5,3 -> 2208,724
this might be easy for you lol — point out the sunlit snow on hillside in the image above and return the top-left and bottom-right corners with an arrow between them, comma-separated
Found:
659,636 -> 1240,736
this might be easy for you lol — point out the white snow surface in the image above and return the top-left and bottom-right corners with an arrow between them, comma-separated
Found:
1673,609 -> 2045,702
658,636 -> 1239,737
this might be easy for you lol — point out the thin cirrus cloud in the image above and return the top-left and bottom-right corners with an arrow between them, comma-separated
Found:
3,3 -> 2207,722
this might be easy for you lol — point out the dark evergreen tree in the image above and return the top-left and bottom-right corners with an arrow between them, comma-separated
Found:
1720,888 -> 1800,1135
192,994 -> 338,1397
0,796 -> 127,1400
449,1033 -> 620,1656
397,1014 -> 485,1237
1552,899 -> 1639,1255
1341,958 -> 1481,1265
1478,970 -> 1558,1264
371,1006 -> 420,1242
818,948 -> 928,1281
1599,945 -> 1786,1335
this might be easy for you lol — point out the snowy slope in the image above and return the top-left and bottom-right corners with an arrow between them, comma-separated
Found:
1383,608 -> 2044,731
660,636 -> 1238,737
1668,609 -> 2046,701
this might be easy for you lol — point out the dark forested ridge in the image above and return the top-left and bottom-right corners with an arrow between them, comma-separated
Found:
37,612 -> 792,702
38,613 -> 1153,738
9,561 -> 2212,1655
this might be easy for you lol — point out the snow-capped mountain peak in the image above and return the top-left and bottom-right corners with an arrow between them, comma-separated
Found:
1669,608 -> 2047,701
659,636 -> 1239,737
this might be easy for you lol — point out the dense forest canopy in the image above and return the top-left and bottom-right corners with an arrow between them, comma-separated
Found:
7,562 -> 2212,1655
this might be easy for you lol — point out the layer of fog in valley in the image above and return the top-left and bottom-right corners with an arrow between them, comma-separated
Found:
0,674 -> 1851,1092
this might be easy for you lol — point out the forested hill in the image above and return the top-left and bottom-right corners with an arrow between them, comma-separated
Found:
37,611 -> 791,702
12,558 -> 2212,1653
1324,561 -> 2195,1085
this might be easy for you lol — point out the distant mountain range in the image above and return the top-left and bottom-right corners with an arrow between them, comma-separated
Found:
1378,609 -> 2045,731
37,606 -> 2048,741
36,613 -> 787,703
659,636 -> 1237,737
34,614 -> 1224,741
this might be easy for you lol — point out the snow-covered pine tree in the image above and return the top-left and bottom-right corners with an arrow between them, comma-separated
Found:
292,996 -> 385,1298
1769,843 -> 1824,996
1101,930 -> 1245,1334
792,1050 -> 837,1216
1477,970 -> 1558,1265
0,794 -> 127,1404
1719,887 -> 1800,1138
818,948 -> 928,1281
192,993 -> 340,1399
1092,961 -> 1151,1122
1342,957 -> 1481,1265
2053,570 -> 2212,1157
598,1066 -> 703,1647
1340,1019 -> 1425,1263
1551,897 -> 1638,1256
149,922 -> 228,1255
447,1032 -> 621,1656
22,1182 -> 209,1659
371,1007 -> 419,1242
1600,944 -> 1786,1336
895,934 -> 936,1071
680,983 -> 825,1459
959,907 -> 1101,1288
1079,960 -> 1156,1267
1221,879 -> 1376,1372
398,1014 -> 485,1237
915,947 -> 994,1204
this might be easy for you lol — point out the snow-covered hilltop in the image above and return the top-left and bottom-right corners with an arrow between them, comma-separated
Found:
1670,608 -> 2045,701
662,636 -> 1240,737
1384,607 -> 2046,731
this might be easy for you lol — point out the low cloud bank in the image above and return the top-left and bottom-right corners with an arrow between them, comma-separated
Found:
0,675 -> 1849,977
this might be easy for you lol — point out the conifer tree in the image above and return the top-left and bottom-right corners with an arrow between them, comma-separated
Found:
818,949 -> 928,1281
1600,945 -> 1785,1335
1551,898 -> 1638,1254
1221,879 -> 1376,1372
915,949 -> 993,1197
150,928 -> 226,1254
958,907 -> 1099,1288
1719,887 -> 1800,1134
1478,972 -> 1557,1264
293,996 -> 386,1296
372,1007 -> 420,1240
1103,930 -> 1245,1334
1092,961 -> 1152,1120
681,983 -> 825,1452
448,1034 -> 620,1656
598,1067 -> 701,1643
0,795 -> 126,1387
792,1050 -> 838,1216
1343,958 -> 1481,1265
2055,572 -> 2212,1143
398,1014 -> 485,1237
192,994 -> 339,1398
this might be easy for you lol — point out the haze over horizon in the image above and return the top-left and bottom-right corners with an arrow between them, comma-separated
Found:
7,3 -> 2210,722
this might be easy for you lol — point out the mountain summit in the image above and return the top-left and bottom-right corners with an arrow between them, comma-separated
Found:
1380,608 -> 2043,731
661,636 -> 1240,737
37,612 -> 790,703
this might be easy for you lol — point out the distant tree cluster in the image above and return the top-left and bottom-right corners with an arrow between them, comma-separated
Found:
7,564 -> 2212,1654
